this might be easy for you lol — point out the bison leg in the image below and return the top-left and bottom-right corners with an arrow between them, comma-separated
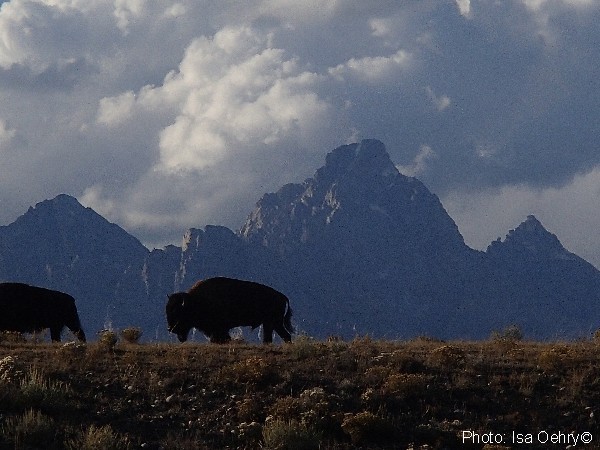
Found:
274,324 -> 292,343
50,327 -> 62,342
262,324 -> 274,344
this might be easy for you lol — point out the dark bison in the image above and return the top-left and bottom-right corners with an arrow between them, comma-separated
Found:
0,283 -> 86,342
166,277 -> 293,343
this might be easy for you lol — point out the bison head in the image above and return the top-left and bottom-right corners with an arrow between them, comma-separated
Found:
71,328 -> 86,342
166,293 -> 192,342
64,298 -> 86,342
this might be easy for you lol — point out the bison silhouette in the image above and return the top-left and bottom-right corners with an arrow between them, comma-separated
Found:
0,283 -> 86,342
166,277 -> 293,343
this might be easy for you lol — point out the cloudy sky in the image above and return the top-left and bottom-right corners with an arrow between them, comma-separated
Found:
1,0 -> 599,266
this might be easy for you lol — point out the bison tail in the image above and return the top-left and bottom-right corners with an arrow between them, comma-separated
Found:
283,300 -> 294,335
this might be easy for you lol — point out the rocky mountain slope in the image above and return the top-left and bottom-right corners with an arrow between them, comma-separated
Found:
1,140 -> 599,340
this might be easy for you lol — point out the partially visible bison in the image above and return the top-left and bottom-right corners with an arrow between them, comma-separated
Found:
0,283 -> 86,342
166,277 -> 293,343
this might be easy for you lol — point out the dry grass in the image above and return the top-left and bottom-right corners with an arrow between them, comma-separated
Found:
1,335 -> 600,449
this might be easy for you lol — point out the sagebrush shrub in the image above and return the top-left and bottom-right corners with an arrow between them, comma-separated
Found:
269,396 -> 294,418
341,411 -> 396,445
363,366 -> 392,385
382,373 -> 429,397
288,334 -> 320,359
262,419 -> 321,450
18,368 -> 72,413
426,344 -> 466,368
58,341 -> 87,359
0,331 -> 26,343
120,327 -> 143,344
98,330 -> 118,350
217,356 -> 275,386
65,424 -> 131,450
0,356 -> 19,383
1,409 -> 57,448
537,345 -> 574,371
491,324 -> 524,342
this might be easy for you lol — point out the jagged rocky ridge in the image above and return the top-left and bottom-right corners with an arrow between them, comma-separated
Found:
1,140 -> 599,340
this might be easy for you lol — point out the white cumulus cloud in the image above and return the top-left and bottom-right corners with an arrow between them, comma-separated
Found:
83,25 -> 346,243
397,145 -> 436,177
425,86 -> 451,111
122,26 -> 335,172
456,0 -> 471,17
328,49 -> 412,83
97,91 -> 136,126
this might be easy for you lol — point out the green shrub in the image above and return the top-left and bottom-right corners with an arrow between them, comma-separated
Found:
0,331 -> 26,343
537,345 -> 573,371
269,396 -> 300,422
382,373 -> 429,398
217,356 -> 275,386
341,411 -> 397,445
120,327 -> 143,344
65,424 -> 131,450
236,421 -> 262,443
288,334 -> 320,359
0,382 -> 18,412
491,324 -> 524,342
0,356 -> 20,383
58,341 -> 87,359
98,330 -> 118,350
269,387 -> 337,433
1,409 -> 57,448
262,419 -> 321,450
363,365 -> 392,385
18,368 -> 72,413
426,344 -> 466,368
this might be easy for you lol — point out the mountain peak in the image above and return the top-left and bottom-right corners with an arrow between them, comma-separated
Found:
504,215 -> 562,249
519,214 -> 544,231
240,139 -> 467,257
487,215 -> 575,261
51,193 -> 81,206
17,194 -> 85,228
317,139 -> 398,184
7,193 -> 148,259
326,139 -> 389,165
26,194 -> 86,215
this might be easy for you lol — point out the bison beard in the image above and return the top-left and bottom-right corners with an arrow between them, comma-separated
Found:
0,283 -> 86,342
166,277 -> 293,344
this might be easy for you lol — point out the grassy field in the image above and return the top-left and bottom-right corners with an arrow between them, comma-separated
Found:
1,331 -> 600,449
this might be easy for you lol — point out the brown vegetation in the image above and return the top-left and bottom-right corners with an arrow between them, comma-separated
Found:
1,332 -> 600,449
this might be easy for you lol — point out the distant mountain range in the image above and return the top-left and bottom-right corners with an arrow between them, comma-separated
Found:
1,139 -> 599,341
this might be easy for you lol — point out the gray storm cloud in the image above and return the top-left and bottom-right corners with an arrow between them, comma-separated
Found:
0,0 -> 599,267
